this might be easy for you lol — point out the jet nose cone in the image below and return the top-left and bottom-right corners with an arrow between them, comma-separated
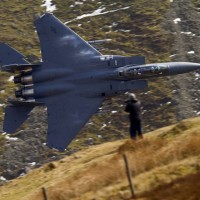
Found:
169,62 -> 200,75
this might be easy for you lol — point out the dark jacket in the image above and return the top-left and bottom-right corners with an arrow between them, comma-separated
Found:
125,100 -> 142,120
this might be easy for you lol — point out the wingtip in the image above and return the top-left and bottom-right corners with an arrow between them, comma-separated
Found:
47,143 -> 66,152
34,13 -> 53,24
35,12 -> 53,19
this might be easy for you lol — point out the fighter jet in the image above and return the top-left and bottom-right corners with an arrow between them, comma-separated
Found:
0,13 -> 199,151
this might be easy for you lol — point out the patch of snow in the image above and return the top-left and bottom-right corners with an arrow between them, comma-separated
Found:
166,102 -> 171,105
112,22 -> 118,26
100,123 -> 107,130
0,90 -> 5,94
169,54 -> 177,58
111,110 -> 117,114
98,107 -> 103,110
181,31 -> 191,35
76,7 -> 106,19
0,176 -> 7,181
29,162 -> 36,167
66,6 -> 130,24
143,92 -> 149,95
172,90 -> 177,94
87,122 -> 93,125
180,32 -> 196,36
75,1 -> 83,5
187,51 -> 195,54
19,173 -> 25,177
173,18 -> 181,24
97,134 -> 102,138
0,104 -> 5,107
119,29 -> 131,33
194,73 -> 199,77
8,76 -> 14,82
5,135 -> 18,141
170,0 -> 173,2
41,0 -> 56,12
197,111 -> 200,115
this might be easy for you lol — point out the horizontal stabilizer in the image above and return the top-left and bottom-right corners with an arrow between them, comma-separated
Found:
3,104 -> 35,133
0,43 -> 29,67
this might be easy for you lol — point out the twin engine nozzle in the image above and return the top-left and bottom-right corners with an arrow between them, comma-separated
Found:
14,71 -> 33,85
15,86 -> 34,98
14,70 -> 34,99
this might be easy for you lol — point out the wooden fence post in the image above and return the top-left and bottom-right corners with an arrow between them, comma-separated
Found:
42,187 -> 49,200
123,154 -> 135,198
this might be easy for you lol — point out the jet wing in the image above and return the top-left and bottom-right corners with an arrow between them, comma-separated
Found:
34,13 -> 101,67
45,94 -> 103,151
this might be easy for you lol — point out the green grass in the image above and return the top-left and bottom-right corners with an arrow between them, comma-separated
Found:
192,0 -> 200,7
0,134 -> 5,154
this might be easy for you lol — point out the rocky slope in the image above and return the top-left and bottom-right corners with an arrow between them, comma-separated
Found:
164,0 -> 200,120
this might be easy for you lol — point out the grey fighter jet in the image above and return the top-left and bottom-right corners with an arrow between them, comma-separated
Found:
0,13 -> 200,151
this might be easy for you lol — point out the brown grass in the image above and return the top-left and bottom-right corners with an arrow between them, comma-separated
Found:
31,118 -> 200,200
139,171 -> 200,200
0,117 -> 200,200
118,131 -> 200,175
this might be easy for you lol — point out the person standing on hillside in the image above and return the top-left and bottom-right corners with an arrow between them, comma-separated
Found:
125,93 -> 143,140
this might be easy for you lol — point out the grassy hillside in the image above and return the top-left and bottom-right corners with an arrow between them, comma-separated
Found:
0,116 -> 200,200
